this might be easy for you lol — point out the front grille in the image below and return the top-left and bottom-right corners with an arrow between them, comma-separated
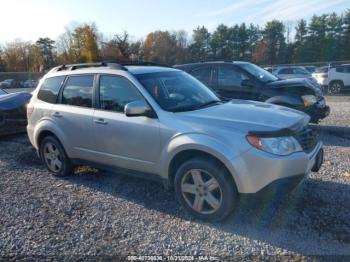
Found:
294,127 -> 318,153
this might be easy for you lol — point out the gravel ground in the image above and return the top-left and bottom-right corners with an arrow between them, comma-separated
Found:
0,98 -> 349,260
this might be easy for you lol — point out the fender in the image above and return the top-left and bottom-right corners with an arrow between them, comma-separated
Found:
159,133 -> 246,190
33,118 -> 72,156
265,95 -> 303,108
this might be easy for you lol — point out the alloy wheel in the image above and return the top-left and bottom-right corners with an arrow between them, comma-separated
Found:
181,169 -> 223,214
329,83 -> 341,94
43,142 -> 62,172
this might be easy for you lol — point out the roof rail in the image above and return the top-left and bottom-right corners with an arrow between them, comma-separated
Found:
51,62 -> 128,72
107,60 -> 171,68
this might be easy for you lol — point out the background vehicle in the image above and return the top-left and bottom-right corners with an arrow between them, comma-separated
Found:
0,88 -> 7,95
272,66 -> 312,80
27,62 -> 323,222
0,79 -> 20,89
312,64 -> 350,94
175,61 -> 329,123
0,90 -> 32,136
304,66 -> 317,74
23,79 -> 38,88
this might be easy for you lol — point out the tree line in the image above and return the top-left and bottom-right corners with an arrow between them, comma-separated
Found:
0,9 -> 349,72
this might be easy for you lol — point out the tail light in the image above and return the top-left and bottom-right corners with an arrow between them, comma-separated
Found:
27,105 -> 34,119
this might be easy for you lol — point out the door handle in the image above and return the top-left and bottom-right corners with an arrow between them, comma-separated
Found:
53,112 -> 62,118
94,118 -> 108,125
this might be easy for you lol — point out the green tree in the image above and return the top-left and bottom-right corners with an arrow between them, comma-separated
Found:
210,24 -> 233,60
342,9 -> 350,60
36,37 -> 56,69
262,20 -> 286,64
189,26 -> 210,61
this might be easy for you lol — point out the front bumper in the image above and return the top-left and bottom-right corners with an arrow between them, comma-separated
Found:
231,141 -> 323,194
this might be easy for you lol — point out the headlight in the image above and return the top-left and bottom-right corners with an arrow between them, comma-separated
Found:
246,135 -> 303,156
301,95 -> 317,107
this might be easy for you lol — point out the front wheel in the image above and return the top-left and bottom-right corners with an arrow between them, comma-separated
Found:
174,158 -> 238,222
40,136 -> 73,176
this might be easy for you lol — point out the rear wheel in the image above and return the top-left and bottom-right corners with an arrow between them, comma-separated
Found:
174,157 -> 238,222
329,81 -> 343,94
40,136 -> 73,176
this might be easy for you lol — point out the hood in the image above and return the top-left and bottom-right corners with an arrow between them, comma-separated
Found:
176,100 -> 309,134
267,78 -> 323,97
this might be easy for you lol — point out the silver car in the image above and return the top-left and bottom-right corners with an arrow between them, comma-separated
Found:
273,66 -> 312,80
27,62 -> 324,221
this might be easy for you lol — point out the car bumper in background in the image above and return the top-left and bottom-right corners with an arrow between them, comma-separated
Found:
230,141 -> 323,194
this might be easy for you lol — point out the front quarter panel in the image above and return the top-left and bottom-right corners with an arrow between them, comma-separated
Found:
159,132 -> 250,190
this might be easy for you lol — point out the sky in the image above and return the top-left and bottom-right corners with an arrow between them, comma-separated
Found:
0,0 -> 349,43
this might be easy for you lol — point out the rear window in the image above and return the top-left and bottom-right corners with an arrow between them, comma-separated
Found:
62,75 -> 94,108
37,76 -> 65,103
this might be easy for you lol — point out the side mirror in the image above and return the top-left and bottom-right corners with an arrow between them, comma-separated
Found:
124,100 -> 150,117
241,79 -> 254,88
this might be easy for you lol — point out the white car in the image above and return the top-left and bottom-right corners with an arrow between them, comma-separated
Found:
272,66 -> 312,80
312,65 -> 350,94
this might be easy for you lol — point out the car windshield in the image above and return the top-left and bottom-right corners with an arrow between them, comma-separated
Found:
0,89 -> 7,95
239,63 -> 278,83
315,67 -> 328,73
135,71 -> 221,112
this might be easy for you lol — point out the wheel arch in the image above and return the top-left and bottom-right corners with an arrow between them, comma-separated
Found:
33,120 -> 71,156
161,133 -> 244,190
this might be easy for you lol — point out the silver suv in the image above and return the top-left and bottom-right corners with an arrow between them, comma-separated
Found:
27,62 -> 324,221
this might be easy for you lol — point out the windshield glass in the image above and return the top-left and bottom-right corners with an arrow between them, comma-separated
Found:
0,89 -> 7,95
239,63 -> 278,83
135,71 -> 220,112
315,67 -> 328,73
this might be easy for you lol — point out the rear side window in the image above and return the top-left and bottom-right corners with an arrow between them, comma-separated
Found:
37,76 -> 65,103
279,68 -> 293,74
99,75 -> 144,112
336,66 -> 345,73
191,66 -> 211,86
62,75 -> 94,108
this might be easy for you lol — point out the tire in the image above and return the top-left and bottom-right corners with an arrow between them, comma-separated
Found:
40,136 -> 73,176
174,157 -> 238,222
329,81 -> 343,94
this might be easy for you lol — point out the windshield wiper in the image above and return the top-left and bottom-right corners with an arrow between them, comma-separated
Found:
169,100 -> 222,112
195,100 -> 222,109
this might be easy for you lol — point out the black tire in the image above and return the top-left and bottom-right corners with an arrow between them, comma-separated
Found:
174,157 -> 238,222
329,80 -> 343,94
40,136 -> 73,176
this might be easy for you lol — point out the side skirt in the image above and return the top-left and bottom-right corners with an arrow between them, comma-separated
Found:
70,158 -> 170,189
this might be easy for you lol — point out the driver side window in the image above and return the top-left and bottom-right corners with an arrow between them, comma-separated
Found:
218,66 -> 249,89
99,75 -> 144,113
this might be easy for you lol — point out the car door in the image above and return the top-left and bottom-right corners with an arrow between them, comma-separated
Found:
52,74 -> 96,161
190,66 -> 214,88
344,66 -> 350,87
92,74 -> 161,174
215,64 -> 257,100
